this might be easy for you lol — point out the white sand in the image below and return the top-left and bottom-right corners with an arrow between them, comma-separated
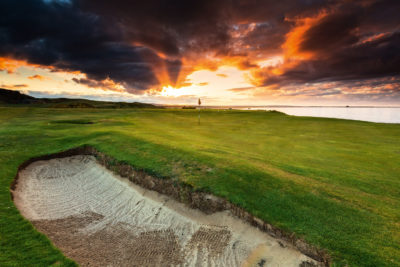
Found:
13,155 -> 319,266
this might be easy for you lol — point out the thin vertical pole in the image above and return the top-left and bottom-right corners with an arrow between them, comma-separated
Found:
198,98 -> 201,125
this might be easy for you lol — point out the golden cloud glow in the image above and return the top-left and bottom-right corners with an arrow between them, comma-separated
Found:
282,12 -> 327,60
0,11 -> 329,102
28,74 -> 48,81
0,57 -> 46,74
151,12 -> 330,93
153,66 -> 254,102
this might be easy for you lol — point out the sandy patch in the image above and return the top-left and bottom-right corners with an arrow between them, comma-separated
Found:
13,155 -> 320,266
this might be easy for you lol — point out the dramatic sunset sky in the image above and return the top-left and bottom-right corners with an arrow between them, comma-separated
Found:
1,0 -> 399,105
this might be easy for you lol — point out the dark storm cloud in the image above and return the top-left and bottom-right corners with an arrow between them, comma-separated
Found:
1,0 -> 400,93
77,0 -> 400,89
263,31 -> 400,85
259,0 -> 400,87
78,0 -> 233,57
299,11 -> 359,53
71,77 -> 121,92
299,0 -> 400,56
0,0 -> 162,91
78,0 -> 333,58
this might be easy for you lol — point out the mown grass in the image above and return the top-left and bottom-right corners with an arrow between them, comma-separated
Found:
0,107 -> 399,266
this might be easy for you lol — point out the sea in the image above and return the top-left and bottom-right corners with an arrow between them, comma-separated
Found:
232,106 -> 400,123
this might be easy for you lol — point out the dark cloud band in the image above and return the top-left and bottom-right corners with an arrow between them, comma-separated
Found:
1,0 -> 399,94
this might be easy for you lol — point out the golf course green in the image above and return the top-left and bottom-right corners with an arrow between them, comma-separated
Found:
1,107 -> 399,266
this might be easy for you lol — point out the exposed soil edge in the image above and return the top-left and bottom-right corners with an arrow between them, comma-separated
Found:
10,145 -> 330,266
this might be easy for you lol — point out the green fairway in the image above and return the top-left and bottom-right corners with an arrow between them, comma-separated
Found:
0,107 -> 399,266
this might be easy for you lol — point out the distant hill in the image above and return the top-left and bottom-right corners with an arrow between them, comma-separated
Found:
0,88 -> 159,108
0,88 -> 37,104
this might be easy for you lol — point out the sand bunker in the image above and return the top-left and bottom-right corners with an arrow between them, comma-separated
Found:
13,155 -> 320,266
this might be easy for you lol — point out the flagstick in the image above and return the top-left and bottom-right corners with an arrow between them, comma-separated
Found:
198,98 -> 201,125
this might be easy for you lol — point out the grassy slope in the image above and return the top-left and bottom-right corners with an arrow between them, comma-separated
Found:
0,88 -> 158,108
0,107 -> 399,266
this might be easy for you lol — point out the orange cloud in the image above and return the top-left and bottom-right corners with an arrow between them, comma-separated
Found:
28,74 -> 49,81
358,32 -> 391,45
0,57 -> 54,74
282,12 -> 328,60
237,11 -> 331,87
145,10 -> 334,92
0,57 -> 23,74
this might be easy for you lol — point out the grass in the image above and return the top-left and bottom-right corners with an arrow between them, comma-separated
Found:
0,107 -> 399,266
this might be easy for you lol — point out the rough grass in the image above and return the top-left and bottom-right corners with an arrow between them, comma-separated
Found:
0,107 -> 399,266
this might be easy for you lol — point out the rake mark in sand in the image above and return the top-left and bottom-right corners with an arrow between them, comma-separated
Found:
13,155 -> 322,266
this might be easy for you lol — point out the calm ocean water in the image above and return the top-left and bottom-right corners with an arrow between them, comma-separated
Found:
238,107 -> 400,123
